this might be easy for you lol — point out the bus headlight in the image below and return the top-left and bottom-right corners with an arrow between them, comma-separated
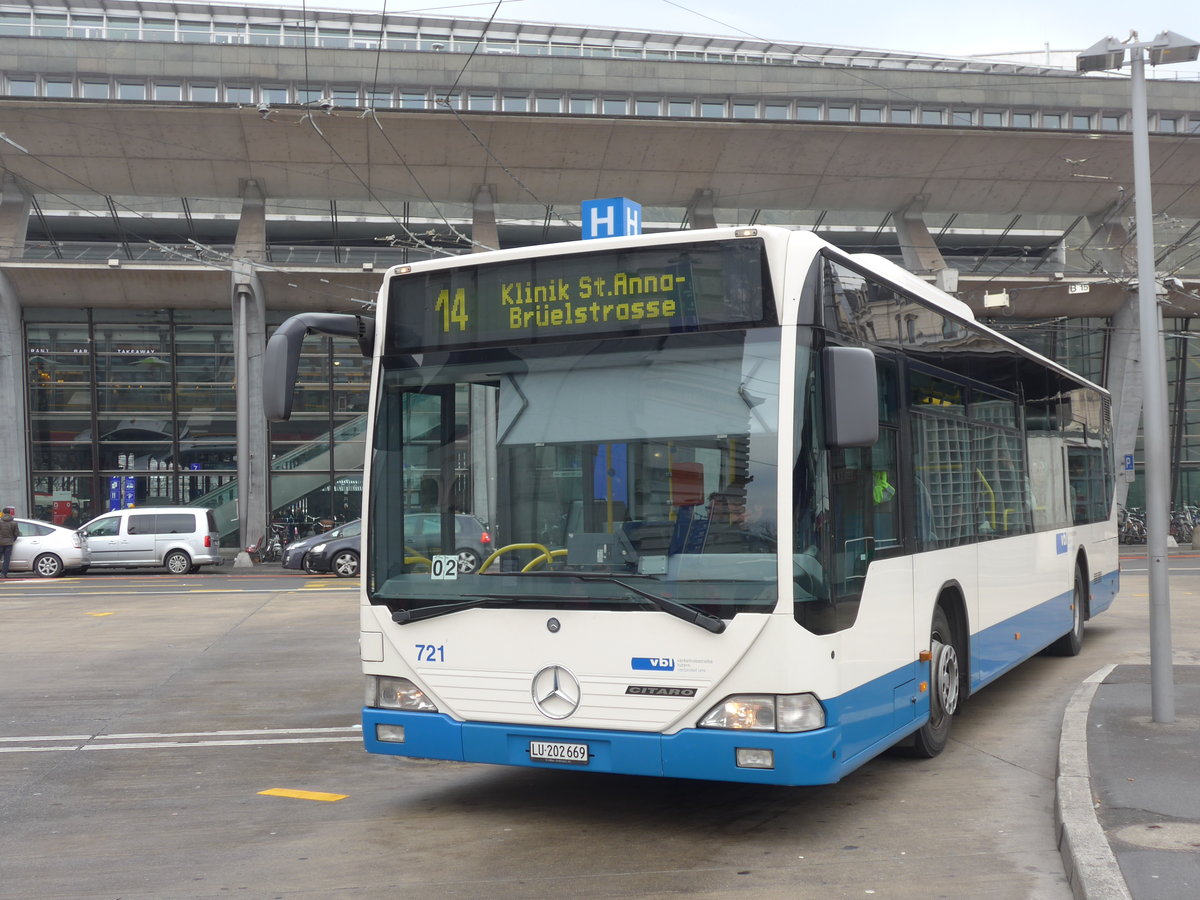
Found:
698,693 -> 824,733
367,675 -> 438,712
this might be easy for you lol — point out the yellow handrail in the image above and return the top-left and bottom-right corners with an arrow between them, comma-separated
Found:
522,548 -> 568,572
479,542 -> 554,574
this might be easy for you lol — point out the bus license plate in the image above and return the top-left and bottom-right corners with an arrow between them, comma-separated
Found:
529,740 -> 589,765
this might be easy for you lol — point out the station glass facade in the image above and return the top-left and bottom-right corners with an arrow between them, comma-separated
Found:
25,308 -> 367,544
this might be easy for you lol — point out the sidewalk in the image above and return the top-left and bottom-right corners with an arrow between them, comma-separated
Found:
1056,664 -> 1200,900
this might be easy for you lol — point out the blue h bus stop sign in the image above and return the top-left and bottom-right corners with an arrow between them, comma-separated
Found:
581,197 -> 642,240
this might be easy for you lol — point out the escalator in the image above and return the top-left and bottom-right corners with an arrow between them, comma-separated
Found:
187,416 -> 367,539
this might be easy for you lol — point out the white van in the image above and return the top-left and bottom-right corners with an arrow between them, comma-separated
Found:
78,507 -> 223,574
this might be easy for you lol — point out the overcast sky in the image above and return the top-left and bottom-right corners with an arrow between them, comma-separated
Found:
278,0 -> 1200,68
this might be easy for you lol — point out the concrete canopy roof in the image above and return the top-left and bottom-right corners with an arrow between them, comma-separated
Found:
3,100 -> 1200,219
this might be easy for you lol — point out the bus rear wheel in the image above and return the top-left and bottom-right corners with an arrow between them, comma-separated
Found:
1047,565 -> 1086,656
911,606 -> 960,758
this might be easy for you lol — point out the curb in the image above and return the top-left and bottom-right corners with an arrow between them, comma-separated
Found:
1054,664 -> 1131,900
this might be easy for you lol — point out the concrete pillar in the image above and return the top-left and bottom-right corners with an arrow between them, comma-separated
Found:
0,271 -> 28,515
1107,298 -> 1141,511
0,176 -> 31,512
891,199 -> 950,275
687,189 -> 717,229
1086,215 -> 1141,511
0,175 -> 31,261
233,179 -> 268,263
472,185 -> 499,252
470,384 -> 498,531
231,264 -> 268,566
230,183 -> 269,565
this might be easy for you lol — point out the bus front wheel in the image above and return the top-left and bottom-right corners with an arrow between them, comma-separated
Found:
911,606 -> 960,758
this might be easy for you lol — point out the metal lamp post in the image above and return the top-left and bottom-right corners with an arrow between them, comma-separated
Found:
1077,31 -> 1200,723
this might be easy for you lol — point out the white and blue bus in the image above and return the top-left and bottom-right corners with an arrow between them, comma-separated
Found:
266,226 -> 1118,785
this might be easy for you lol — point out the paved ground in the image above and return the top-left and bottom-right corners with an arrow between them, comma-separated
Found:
1057,551 -> 1200,900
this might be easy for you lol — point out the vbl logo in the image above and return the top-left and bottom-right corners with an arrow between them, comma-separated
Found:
632,657 -> 675,671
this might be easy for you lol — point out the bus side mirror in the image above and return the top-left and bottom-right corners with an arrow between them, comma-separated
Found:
264,313 -> 375,422
823,346 -> 879,448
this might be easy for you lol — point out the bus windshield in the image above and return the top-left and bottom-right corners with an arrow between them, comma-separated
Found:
369,329 -> 781,620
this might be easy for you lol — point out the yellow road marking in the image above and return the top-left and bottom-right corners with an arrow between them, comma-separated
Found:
87,612 -> 115,617
258,788 -> 347,802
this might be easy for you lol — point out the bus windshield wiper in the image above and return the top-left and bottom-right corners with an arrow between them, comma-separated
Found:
390,593 -> 583,624
390,597 -> 507,625
576,575 -> 726,634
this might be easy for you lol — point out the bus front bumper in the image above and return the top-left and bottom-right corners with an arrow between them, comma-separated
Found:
361,707 -> 850,785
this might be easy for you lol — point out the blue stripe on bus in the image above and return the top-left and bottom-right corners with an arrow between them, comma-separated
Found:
969,567 -> 1120,690
361,664 -> 929,786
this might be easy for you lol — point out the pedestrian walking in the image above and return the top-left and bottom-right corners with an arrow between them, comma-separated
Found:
0,506 -> 19,578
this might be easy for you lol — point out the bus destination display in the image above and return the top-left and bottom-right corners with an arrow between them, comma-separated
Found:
387,239 -> 770,352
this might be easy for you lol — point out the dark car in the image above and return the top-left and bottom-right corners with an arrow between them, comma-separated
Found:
290,519 -> 362,576
401,514 -> 492,574
302,514 -> 492,578
281,519 -> 359,573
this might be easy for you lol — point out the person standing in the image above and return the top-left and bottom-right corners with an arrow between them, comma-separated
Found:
0,507 -> 19,578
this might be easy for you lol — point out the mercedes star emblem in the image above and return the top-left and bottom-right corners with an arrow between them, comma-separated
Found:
531,665 -> 581,719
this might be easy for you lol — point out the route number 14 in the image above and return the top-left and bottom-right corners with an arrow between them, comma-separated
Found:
435,288 -> 469,333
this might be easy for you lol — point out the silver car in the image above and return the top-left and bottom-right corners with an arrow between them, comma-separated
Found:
8,517 -> 90,578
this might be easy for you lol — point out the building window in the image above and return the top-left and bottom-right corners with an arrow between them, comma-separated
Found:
7,77 -> 36,96
399,91 -> 427,109
732,101 -> 758,118
828,106 -> 852,122
107,18 -> 139,40
283,26 -> 314,47
1159,117 -> 1178,133
179,21 -> 209,43
33,14 -> 68,38
366,91 -> 392,108
668,99 -> 693,117
225,85 -> 254,104
319,29 -> 350,49
190,84 -> 218,102
535,95 -> 562,113
154,83 -> 182,102
0,12 -> 30,36
764,102 -> 789,120
982,111 -> 1004,127
1101,115 -> 1121,130
921,109 -> 944,125
81,81 -> 110,100
700,100 -> 726,118
262,86 -> 290,105
859,107 -> 883,123
69,15 -> 103,39
142,19 -> 175,41
569,96 -> 595,114
250,24 -> 281,45
1043,113 -> 1062,128
1072,113 -> 1093,130
1012,112 -> 1033,128
951,109 -> 974,126
635,98 -> 660,116
890,108 -> 912,124
602,97 -> 627,115
117,82 -> 147,101
468,93 -> 494,111
44,79 -> 73,98
502,95 -> 528,112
